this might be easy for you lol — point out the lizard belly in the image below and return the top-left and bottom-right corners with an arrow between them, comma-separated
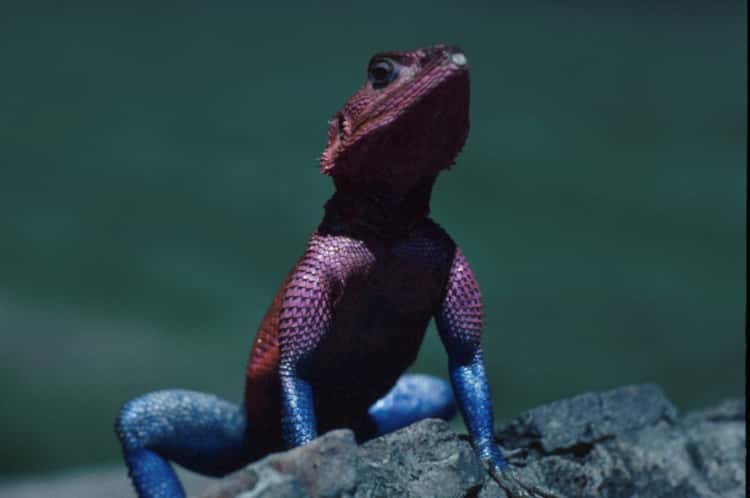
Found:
305,273 -> 438,424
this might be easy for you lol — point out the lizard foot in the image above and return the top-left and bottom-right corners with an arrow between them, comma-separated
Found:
490,466 -> 566,498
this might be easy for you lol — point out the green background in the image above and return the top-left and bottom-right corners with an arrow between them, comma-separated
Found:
0,2 -> 745,477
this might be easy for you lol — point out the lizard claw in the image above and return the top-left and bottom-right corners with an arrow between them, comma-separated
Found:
490,466 -> 566,498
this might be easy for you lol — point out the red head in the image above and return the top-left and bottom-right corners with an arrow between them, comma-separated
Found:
320,45 -> 470,198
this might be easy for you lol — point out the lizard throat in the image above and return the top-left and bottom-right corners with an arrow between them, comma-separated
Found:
320,176 -> 435,238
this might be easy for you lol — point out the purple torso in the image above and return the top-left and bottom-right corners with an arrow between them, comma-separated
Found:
244,217 -> 456,452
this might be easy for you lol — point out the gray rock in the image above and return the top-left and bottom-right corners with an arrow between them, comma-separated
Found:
233,466 -> 305,498
682,400 -> 745,498
195,418 -> 484,498
495,383 -> 679,453
486,384 -> 745,498
353,418 -> 486,498
200,385 -> 743,498
195,429 -> 359,498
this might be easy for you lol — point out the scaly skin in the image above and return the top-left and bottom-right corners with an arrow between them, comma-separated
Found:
116,45 -> 554,498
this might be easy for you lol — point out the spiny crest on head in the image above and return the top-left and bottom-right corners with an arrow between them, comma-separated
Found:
320,45 -> 470,190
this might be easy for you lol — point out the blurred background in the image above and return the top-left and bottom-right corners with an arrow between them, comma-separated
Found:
0,0 -> 745,481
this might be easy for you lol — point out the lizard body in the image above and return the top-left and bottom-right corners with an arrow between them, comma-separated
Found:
244,218 -> 457,457
115,45 -> 539,498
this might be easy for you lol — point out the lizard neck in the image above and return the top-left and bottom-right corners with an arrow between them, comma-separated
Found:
320,175 -> 436,239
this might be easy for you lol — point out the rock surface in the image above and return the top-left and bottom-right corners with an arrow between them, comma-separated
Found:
195,418 -> 486,498
484,385 -> 745,497
0,384 -> 742,498
195,384 -> 745,498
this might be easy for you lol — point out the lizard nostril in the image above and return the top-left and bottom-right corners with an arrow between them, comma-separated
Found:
450,52 -> 467,67
443,45 -> 466,66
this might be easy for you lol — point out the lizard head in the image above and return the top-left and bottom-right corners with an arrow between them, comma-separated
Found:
320,45 -> 470,195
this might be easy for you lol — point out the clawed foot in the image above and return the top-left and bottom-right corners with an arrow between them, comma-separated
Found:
490,466 -> 565,498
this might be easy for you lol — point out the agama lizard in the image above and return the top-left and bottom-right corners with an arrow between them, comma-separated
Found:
116,45 -> 557,498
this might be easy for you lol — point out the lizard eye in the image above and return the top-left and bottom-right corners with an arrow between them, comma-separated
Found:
368,58 -> 398,89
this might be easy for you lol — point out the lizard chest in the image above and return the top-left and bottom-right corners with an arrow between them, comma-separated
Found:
305,234 -> 452,385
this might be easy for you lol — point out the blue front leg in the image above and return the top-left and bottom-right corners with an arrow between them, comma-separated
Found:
275,253 -> 334,449
279,365 -> 318,447
436,248 -> 508,471
448,349 -> 508,469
